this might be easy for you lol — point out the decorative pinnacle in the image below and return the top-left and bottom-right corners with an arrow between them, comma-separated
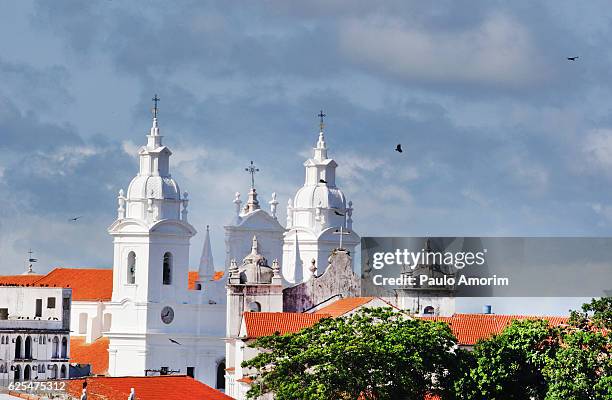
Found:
318,109 -> 326,132
151,94 -> 160,119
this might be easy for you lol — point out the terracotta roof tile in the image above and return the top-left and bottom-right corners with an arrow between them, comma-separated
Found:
419,314 -> 569,345
237,377 -> 254,384
313,297 -> 376,317
70,336 -> 109,375
34,268 -> 113,301
243,312 -> 331,338
0,275 -> 44,286
66,376 -> 232,400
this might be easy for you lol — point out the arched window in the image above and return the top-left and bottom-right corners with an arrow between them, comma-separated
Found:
13,365 -> 20,382
162,252 -> 173,285
423,306 -> 435,315
15,336 -> 22,359
60,364 -> 67,379
0,364 -> 4,373
24,336 -> 32,359
51,364 -> 58,379
61,337 -> 68,359
24,365 -> 31,381
216,361 -> 226,390
1,336 -> 4,344
127,251 -> 136,284
52,336 -> 59,358
247,302 -> 261,312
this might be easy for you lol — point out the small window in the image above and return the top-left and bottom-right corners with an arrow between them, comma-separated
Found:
162,252 -> 173,285
423,306 -> 435,315
247,302 -> 261,312
47,297 -> 56,309
63,297 -> 70,311
35,299 -> 42,318
0,308 -> 8,320
187,366 -> 195,378
127,251 -> 136,284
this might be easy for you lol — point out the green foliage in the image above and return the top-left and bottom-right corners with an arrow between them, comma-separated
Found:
544,297 -> 612,400
241,298 -> 612,400
569,296 -> 612,330
454,319 -> 558,400
242,307 -> 464,400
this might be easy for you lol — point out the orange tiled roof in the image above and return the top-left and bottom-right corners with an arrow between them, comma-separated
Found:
314,297 -> 376,317
36,268 -> 113,301
419,314 -> 569,345
243,312 -> 331,338
66,376 -> 232,400
188,270 -> 225,289
70,337 -> 109,375
0,275 -> 44,286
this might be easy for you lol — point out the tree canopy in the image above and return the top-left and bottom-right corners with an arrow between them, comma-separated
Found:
243,308 -> 465,400
242,298 -> 612,400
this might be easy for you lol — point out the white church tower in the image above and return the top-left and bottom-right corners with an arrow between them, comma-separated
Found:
105,96 -> 225,385
282,111 -> 360,283
224,161 -> 285,271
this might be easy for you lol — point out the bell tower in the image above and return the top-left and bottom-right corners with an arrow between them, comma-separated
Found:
282,111 -> 359,283
108,95 -> 196,305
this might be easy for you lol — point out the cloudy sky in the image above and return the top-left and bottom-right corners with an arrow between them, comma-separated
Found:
1,1 -> 610,312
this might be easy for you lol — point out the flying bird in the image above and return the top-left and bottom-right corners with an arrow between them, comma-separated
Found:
319,179 -> 327,184
168,338 -> 182,345
69,216 -> 83,222
395,144 -> 403,153
567,56 -> 579,61
334,210 -> 345,217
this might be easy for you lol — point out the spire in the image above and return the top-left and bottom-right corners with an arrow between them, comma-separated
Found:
293,232 -> 303,283
250,235 -> 260,255
147,94 -> 162,148
198,225 -> 214,280
314,110 -> 327,160
243,161 -> 260,213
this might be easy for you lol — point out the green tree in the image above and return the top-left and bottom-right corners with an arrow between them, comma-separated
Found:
242,307 -> 465,400
454,319 -> 559,400
544,297 -> 612,400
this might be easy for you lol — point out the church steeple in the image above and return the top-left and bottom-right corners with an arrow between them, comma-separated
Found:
243,161 -> 260,214
314,110 -> 328,161
146,94 -> 163,149
198,225 -> 214,280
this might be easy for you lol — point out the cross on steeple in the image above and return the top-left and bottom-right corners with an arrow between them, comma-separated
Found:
152,94 -> 160,118
245,160 -> 259,189
318,109 -> 326,131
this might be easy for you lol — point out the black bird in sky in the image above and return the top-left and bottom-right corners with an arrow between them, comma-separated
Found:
395,144 -> 403,153
334,210 -> 345,217
69,216 -> 82,222
319,179 -> 327,184
168,338 -> 182,345
567,56 -> 579,61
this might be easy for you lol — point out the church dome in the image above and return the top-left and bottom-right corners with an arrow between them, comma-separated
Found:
126,174 -> 180,201
239,236 -> 274,284
293,185 -> 346,210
